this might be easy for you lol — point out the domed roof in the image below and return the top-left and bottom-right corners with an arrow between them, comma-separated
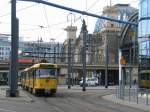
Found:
94,4 -> 137,33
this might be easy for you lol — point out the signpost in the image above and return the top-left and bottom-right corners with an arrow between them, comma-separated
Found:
119,49 -> 126,99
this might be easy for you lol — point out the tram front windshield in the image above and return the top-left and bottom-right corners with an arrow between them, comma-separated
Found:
36,69 -> 56,77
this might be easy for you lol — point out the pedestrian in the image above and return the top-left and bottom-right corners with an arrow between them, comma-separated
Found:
134,79 -> 136,85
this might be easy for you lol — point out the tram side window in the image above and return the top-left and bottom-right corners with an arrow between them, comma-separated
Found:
33,70 -> 36,78
25,72 -> 28,79
35,69 -> 40,78
148,73 -> 150,80
50,69 -> 56,76
141,74 -> 147,80
22,72 -> 26,79
141,73 -> 150,80
28,71 -> 33,78
26,72 -> 29,79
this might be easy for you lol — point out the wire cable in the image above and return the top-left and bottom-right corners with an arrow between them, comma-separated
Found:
20,25 -> 64,32
0,3 -> 38,17
0,20 -> 68,27
129,0 -> 139,3
74,0 -> 100,23
86,0 -> 100,11
0,1 -> 10,12
55,30 -> 65,38
42,5 -> 51,37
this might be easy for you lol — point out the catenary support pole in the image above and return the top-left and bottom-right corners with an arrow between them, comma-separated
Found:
6,0 -> 19,97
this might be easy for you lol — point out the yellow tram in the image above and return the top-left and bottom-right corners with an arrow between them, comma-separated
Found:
20,63 -> 59,95
139,70 -> 150,88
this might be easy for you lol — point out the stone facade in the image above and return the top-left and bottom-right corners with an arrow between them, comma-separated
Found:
61,4 -> 138,85
93,4 -> 137,66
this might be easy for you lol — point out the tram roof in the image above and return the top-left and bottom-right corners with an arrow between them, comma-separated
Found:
32,63 -> 58,68
22,63 -> 59,71
140,70 -> 150,73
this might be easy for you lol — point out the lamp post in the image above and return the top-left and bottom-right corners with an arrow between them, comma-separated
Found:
68,38 -> 71,89
82,19 -> 87,91
105,43 -> 108,88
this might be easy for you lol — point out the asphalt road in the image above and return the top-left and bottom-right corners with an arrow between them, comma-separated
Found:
0,87 -> 148,112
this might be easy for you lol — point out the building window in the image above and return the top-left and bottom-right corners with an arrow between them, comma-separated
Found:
123,13 -> 127,20
139,0 -> 150,37
111,24 -> 114,28
139,40 -> 150,58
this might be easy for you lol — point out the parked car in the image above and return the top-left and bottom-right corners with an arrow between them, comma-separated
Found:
79,77 -> 98,86
79,78 -> 88,86
87,78 -> 98,86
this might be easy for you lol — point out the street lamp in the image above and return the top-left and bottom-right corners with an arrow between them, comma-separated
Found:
81,19 -> 87,91
105,43 -> 108,88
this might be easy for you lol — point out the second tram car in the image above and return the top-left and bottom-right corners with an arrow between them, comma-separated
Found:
139,70 -> 150,88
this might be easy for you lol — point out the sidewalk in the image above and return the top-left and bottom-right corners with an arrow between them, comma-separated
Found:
0,86 -> 33,102
102,94 -> 150,112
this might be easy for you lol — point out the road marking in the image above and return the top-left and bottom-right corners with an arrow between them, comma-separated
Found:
0,108 -> 16,112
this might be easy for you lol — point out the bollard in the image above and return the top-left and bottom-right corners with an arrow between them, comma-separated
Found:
129,88 -> 130,102
116,86 -> 117,97
116,86 -> 118,98
146,89 -> 148,105
137,88 -> 138,104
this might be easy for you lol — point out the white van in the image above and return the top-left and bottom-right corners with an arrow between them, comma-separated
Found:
79,77 -> 98,86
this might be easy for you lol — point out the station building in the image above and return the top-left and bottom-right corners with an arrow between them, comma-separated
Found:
0,35 -> 11,62
61,4 -> 138,85
88,4 -> 137,85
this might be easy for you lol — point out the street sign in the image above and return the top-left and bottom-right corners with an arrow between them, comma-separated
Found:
120,56 -> 126,65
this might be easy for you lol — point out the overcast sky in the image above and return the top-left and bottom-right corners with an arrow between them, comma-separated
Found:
0,0 -> 138,42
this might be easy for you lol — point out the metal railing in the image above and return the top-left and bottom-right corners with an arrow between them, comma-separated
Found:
116,86 -> 150,105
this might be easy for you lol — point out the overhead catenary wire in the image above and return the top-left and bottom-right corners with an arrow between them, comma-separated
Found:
86,0 -> 100,12
108,0 -> 139,6
1,0 -> 138,42
74,0 -> 138,26
0,1 -> 10,12
74,0 -> 100,23
0,3 -> 38,17
42,5 -> 51,37
55,30 -> 65,38
20,25 -> 65,31
0,20 -> 68,27
0,20 -> 68,35
0,33 -> 33,39
129,0 -> 139,4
